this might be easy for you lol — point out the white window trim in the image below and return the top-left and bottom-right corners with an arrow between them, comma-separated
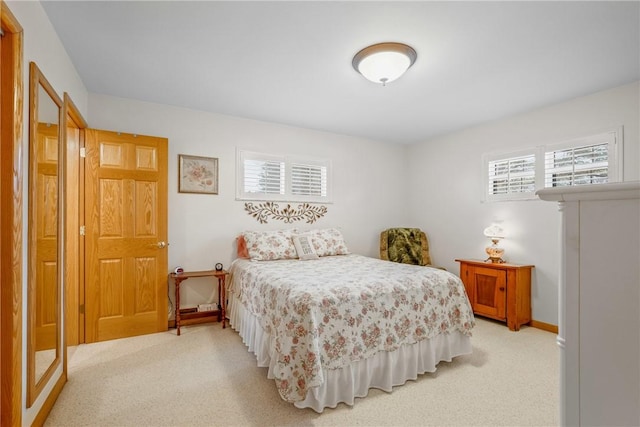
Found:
236,149 -> 333,203
483,127 -> 623,202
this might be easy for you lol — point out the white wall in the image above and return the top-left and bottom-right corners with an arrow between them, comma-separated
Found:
6,1 -> 88,425
89,83 -> 639,325
88,94 -> 409,310
406,81 -> 640,326
8,2 -> 88,115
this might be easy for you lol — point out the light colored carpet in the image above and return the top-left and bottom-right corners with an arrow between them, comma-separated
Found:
45,318 -> 558,426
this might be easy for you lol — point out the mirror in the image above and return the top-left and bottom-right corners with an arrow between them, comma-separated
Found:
27,62 -> 64,407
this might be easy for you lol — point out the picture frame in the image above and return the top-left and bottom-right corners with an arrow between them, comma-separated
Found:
178,154 -> 219,194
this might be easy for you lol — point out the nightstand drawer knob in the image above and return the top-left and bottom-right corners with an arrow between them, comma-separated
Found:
499,287 -> 505,292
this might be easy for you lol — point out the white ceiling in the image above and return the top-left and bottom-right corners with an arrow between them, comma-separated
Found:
41,1 -> 640,145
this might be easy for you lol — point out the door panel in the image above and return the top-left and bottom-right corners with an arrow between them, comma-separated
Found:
85,129 -> 168,343
472,267 -> 506,320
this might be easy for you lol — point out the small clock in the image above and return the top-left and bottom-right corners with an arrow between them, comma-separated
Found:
215,263 -> 223,271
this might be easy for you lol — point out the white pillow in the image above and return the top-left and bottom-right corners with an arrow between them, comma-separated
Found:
292,235 -> 319,261
242,229 -> 298,261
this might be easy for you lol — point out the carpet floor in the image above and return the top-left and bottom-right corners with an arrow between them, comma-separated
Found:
45,318 -> 558,426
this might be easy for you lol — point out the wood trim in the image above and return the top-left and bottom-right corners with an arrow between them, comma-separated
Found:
27,61 -> 64,408
78,128 -> 85,343
530,319 -> 558,334
0,2 -> 24,426
63,93 -> 87,352
30,371 -> 66,427
63,93 -> 88,128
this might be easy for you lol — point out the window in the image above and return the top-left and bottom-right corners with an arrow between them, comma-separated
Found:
544,132 -> 618,188
291,163 -> 327,197
237,150 -> 331,202
484,149 -> 539,201
484,129 -> 622,201
242,155 -> 285,196
487,153 -> 536,198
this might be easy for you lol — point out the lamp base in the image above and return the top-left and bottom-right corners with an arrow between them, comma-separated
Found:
485,246 -> 505,264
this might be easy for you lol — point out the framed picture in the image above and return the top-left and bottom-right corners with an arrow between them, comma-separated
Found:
178,154 -> 219,194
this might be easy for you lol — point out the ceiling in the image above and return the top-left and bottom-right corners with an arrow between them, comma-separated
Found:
41,1 -> 640,145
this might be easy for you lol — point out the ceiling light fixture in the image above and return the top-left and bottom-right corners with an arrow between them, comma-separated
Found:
352,42 -> 417,86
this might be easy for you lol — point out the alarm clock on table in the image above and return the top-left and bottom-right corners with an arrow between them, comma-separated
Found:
215,263 -> 223,271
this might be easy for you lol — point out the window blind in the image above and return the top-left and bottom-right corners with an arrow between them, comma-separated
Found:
243,158 -> 285,195
483,129 -> 620,201
291,163 -> 327,197
237,149 -> 332,202
488,154 -> 536,196
544,143 -> 609,188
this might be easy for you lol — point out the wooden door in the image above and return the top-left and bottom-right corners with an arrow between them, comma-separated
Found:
84,129 -> 168,343
471,266 -> 506,320
34,123 -> 59,351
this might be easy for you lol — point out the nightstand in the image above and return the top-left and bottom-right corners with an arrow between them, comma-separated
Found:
455,259 -> 533,331
169,269 -> 228,336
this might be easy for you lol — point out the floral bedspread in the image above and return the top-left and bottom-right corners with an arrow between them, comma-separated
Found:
229,254 -> 475,402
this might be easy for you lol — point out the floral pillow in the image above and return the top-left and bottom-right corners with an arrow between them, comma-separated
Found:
242,229 -> 298,261
301,228 -> 350,257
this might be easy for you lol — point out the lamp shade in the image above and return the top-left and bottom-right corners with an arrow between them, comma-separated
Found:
353,42 -> 417,85
483,224 -> 505,239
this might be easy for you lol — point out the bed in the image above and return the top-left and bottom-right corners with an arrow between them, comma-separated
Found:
227,228 -> 475,412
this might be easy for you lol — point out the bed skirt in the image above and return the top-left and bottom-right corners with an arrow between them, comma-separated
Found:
228,297 -> 472,413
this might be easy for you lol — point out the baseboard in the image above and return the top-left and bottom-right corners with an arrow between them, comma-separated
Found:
529,319 -> 558,334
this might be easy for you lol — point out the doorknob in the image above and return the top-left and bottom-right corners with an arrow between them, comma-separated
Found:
157,241 -> 168,249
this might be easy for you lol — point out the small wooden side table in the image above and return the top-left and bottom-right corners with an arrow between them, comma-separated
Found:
456,259 -> 533,331
169,269 -> 228,336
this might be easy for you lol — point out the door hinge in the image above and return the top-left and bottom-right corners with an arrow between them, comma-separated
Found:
80,147 -> 86,158
79,304 -> 85,314
80,225 -> 85,236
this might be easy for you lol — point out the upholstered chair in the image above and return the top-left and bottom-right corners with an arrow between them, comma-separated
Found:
380,228 -> 443,269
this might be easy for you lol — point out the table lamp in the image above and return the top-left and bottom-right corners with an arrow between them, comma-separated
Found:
484,224 -> 506,263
